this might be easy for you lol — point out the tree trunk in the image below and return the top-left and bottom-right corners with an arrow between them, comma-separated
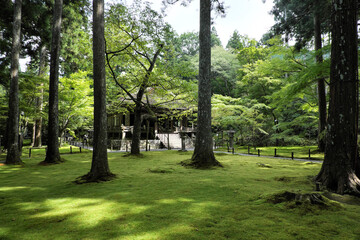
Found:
78,0 -> 114,182
43,0 -> 63,164
146,120 -> 149,151
314,4 -> 327,152
33,44 -> 46,147
316,0 -> 360,195
6,0 -> 23,165
188,0 -> 221,168
130,104 -> 142,155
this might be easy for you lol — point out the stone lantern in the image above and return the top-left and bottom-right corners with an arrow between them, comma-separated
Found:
179,130 -> 188,152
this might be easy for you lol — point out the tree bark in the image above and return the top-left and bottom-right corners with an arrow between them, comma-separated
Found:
6,0 -> 23,165
130,103 -> 142,155
316,0 -> 360,195
43,0 -> 63,164
79,0 -> 114,182
188,0 -> 221,168
314,3 -> 327,152
33,44 -> 46,147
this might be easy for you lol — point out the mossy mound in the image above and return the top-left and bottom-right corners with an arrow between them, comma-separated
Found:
147,167 -> 175,174
122,153 -> 144,158
257,163 -> 272,168
274,176 -> 296,182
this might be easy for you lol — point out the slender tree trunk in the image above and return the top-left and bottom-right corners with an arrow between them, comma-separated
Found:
146,120 -> 149,151
314,5 -> 327,152
33,44 -> 46,147
316,0 -> 360,195
188,0 -> 221,168
130,103 -> 142,155
43,0 -> 63,164
6,0 -> 23,165
78,0 -> 114,182
31,123 -> 36,147
130,81 -> 147,155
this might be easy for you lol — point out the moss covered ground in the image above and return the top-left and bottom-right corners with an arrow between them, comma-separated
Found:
217,145 -> 324,160
0,148 -> 359,240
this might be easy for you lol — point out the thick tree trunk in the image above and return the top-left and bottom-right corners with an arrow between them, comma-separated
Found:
79,0 -> 114,182
188,0 -> 221,168
43,0 -> 63,164
316,0 -> 360,195
130,104 -> 142,155
314,8 -> 327,152
6,0 -> 23,165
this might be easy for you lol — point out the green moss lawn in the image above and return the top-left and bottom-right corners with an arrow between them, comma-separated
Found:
0,148 -> 359,240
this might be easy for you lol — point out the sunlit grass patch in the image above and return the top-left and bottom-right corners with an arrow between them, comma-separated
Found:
0,149 -> 359,239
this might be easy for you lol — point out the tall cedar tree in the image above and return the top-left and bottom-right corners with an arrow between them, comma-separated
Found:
316,0 -> 360,195
187,0 -> 222,168
314,0 -> 327,152
6,0 -> 23,165
78,0 -> 114,182
32,45 -> 46,147
43,0 -> 63,164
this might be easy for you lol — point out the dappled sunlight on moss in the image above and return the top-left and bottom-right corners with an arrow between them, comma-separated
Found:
156,198 -> 194,204
0,186 -> 28,191
188,201 -> 221,214
0,167 -> 23,174
19,197 -> 153,229
79,160 -> 91,163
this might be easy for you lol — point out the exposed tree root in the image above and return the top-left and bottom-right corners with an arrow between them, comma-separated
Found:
74,172 -> 116,184
181,154 -> 223,169
39,157 -> 64,166
266,191 -> 342,213
316,169 -> 360,197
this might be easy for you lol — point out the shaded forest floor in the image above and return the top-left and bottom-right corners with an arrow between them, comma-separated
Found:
0,148 -> 359,240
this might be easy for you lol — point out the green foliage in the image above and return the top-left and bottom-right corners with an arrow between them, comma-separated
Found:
230,37 -> 330,146
173,31 -> 199,58
211,26 -> 222,47
19,73 -> 48,121
212,94 -> 270,146
226,30 -> 242,50
58,71 -> 93,136
61,2 -> 92,75
105,1 -> 170,88
105,1 -> 196,115
210,46 -> 240,96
